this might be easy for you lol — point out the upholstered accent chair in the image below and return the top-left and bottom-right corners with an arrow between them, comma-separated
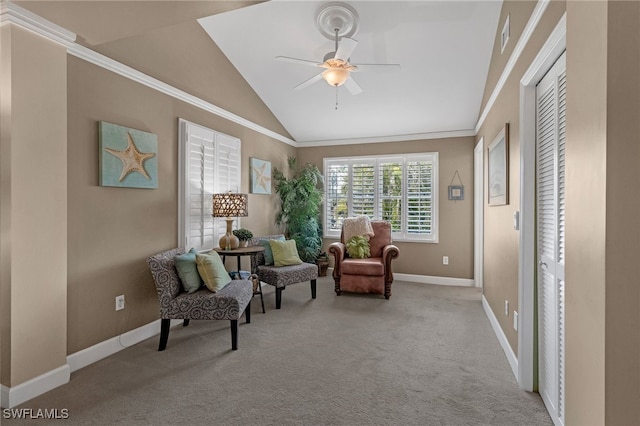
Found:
249,234 -> 319,309
147,248 -> 253,351
329,220 -> 400,299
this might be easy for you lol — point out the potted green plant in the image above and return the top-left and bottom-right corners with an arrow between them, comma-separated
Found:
273,156 -> 324,263
232,228 -> 253,247
316,252 -> 329,277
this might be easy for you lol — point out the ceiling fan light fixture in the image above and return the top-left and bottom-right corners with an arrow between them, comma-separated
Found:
322,67 -> 349,86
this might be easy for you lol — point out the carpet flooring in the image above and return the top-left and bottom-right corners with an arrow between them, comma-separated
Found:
5,276 -> 552,425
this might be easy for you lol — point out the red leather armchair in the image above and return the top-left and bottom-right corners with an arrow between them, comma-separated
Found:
329,220 -> 400,299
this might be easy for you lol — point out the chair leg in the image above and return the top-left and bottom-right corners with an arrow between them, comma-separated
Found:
230,319 -> 238,350
311,279 -> 317,299
259,282 -> 265,313
275,287 -> 283,309
183,319 -> 190,327
158,319 -> 170,351
334,279 -> 342,296
245,299 -> 251,324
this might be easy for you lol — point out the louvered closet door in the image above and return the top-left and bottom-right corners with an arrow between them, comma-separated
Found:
536,51 -> 566,426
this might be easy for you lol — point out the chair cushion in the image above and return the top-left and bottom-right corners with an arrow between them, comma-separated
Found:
341,257 -> 385,276
196,251 -> 231,292
257,236 -> 285,265
258,262 -> 318,288
270,239 -> 303,267
167,279 -> 252,320
174,248 -> 203,293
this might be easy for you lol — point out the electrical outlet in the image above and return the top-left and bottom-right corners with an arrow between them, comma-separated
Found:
513,311 -> 518,331
115,295 -> 125,311
504,300 -> 509,317
442,256 -> 449,265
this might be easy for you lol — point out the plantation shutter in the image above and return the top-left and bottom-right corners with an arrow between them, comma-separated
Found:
325,160 -> 349,233
351,161 -> 376,217
180,120 -> 241,251
406,157 -> 434,235
378,159 -> 403,232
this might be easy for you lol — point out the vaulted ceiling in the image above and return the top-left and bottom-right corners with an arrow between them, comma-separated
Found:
16,1 -> 502,145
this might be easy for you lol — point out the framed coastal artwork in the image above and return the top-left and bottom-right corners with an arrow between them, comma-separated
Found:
250,157 -> 271,194
99,121 -> 158,189
488,123 -> 509,206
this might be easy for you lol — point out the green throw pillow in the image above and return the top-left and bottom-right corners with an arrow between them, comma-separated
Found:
258,236 -> 285,265
174,248 -> 202,293
346,236 -> 371,259
196,251 -> 231,292
270,239 -> 303,267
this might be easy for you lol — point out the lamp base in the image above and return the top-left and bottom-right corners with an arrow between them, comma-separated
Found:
219,219 -> 239,250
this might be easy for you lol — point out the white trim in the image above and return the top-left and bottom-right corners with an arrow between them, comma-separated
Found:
67,319 -> 182,373
67,44 -> 296,147
300,129 -> 475,147
518,12 -> 566,393
394,273 -> 475,287
474,138 -> 484,288
0,364 -> 70,409
0,0 -> 76,47
482,295 -> 518,380
475,0 -> 551,134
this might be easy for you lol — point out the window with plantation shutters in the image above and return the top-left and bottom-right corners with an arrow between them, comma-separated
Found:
324,153 -> 438,242
178,119 -> 241,251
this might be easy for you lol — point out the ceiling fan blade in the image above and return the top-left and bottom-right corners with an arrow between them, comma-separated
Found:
294,73 -> 323,90
276,56 -> 322,67
334,37 -> 358,61
352,64 -> 401,72
343,76 -> 363,95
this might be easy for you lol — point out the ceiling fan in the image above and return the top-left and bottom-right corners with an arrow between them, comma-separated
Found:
276,2 -> 400,97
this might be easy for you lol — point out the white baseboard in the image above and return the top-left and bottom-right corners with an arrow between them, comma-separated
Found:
1,318 -> 181,408
482,295 -> 518,380
0,364 -> 70,409
67,319 -> 182,373
394,273 -> 475,287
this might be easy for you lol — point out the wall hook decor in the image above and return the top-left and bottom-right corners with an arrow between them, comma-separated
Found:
448,170 -> 464,201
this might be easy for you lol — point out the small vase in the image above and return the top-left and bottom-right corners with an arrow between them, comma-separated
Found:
239,240 -> 248,248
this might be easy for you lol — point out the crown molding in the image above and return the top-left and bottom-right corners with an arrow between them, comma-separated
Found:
299,129 -> 476,147
67,43 -> 296,147
475,0 -> 551,134
0,0 -> 76,47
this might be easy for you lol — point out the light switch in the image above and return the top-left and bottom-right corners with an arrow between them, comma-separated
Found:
513,211 -> 520,230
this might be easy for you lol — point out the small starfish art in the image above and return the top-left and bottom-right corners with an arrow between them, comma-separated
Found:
104,132 -> 155,181
253,161 -> 271,192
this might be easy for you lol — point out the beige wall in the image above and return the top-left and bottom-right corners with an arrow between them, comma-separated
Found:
477,1 -> 566,353
91,20 -> 291,140
482,1 -> 640,424
603,3 -> 640,423
0,25 -> 68,387
298,137 -> 475,279
565,2 -> 607,423
66,56 -> 294,353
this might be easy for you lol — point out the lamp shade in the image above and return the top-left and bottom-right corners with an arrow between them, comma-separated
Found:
212,193 -> 248,217
322,67 -> 349,87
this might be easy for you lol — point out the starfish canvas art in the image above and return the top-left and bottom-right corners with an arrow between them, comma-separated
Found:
99,121 -> 158,189
250,158 -> 271,194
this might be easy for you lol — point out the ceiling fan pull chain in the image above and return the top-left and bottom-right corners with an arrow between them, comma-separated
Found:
335,85 -> 339,110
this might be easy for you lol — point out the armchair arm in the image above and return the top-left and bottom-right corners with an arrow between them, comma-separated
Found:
328,242 -> 345,279
382,244 -> 400,284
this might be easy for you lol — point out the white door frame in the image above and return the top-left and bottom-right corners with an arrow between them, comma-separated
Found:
474,138 -> 484,288
518,12 -> 566,391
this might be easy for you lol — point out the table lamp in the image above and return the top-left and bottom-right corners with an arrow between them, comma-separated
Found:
212,192 -> 248,250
